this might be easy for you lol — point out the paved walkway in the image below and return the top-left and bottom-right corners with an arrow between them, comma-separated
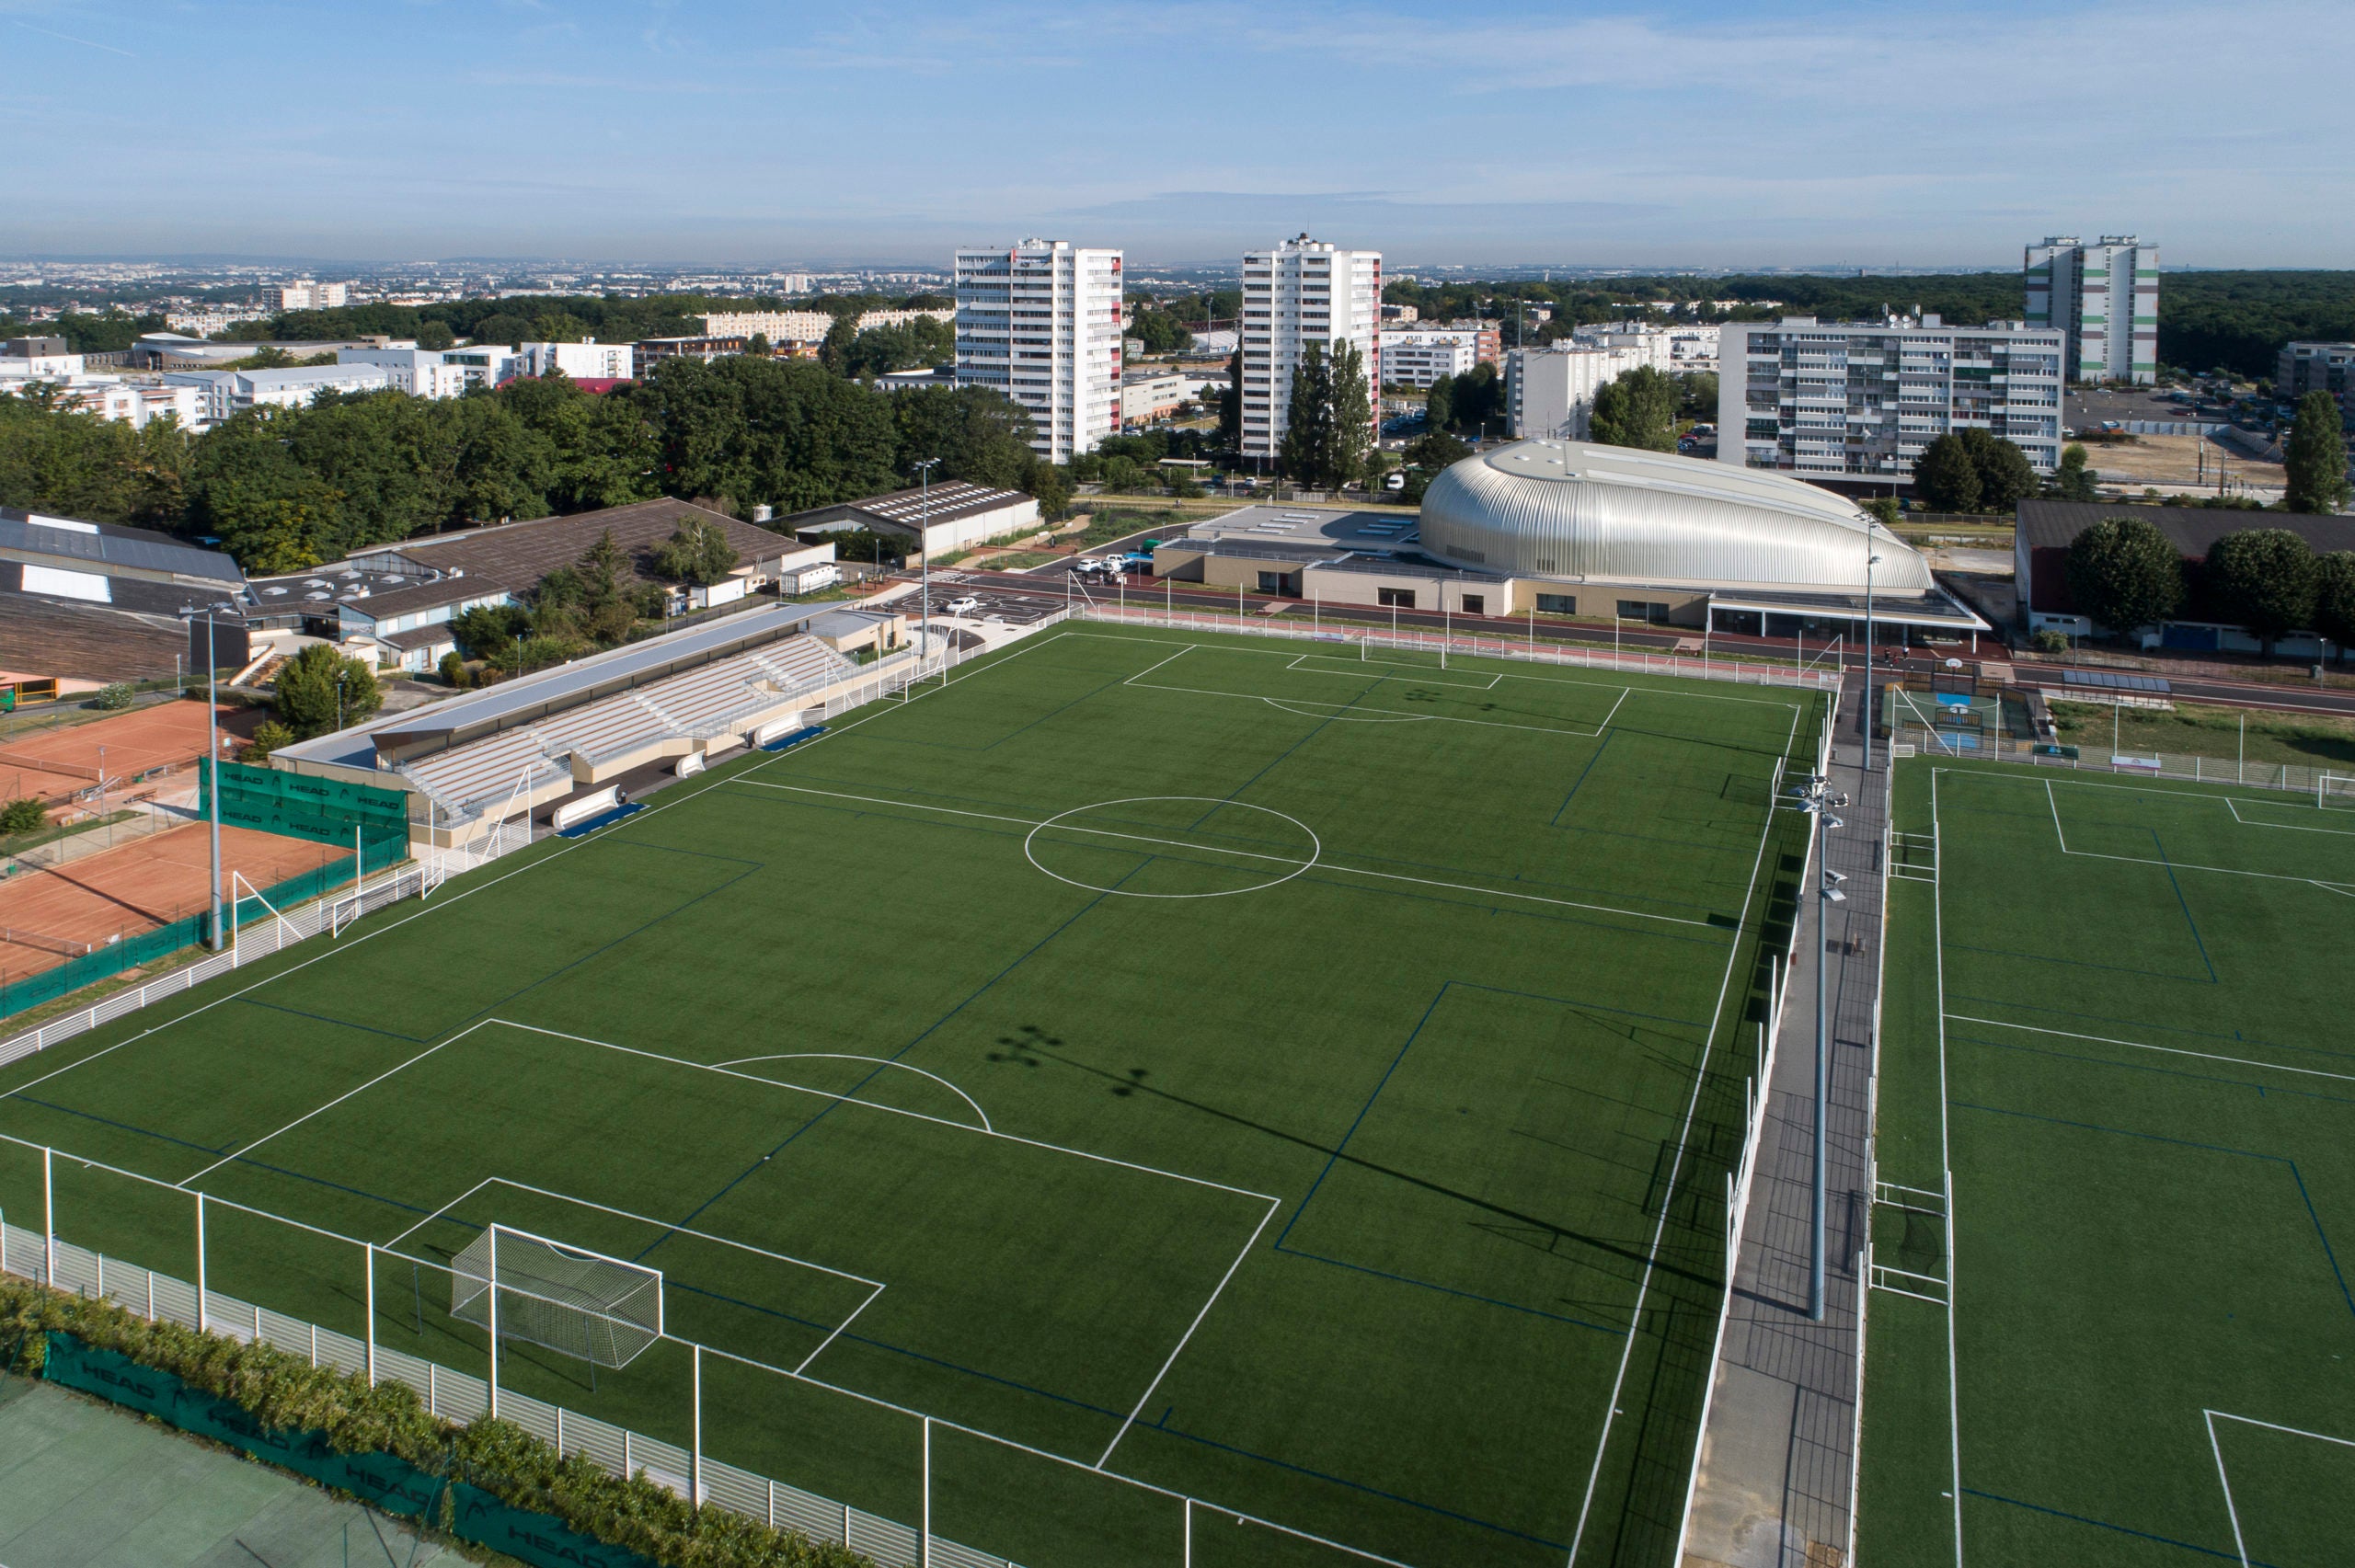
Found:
0,1372 -> 447,1568
1685,676 -> 1885,1568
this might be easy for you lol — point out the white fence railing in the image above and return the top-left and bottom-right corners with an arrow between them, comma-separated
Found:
0,859 -> 436,1071
1070,604 -> 1842,692
1890,726 -> 2345,798
0,1218 -> 1007,1568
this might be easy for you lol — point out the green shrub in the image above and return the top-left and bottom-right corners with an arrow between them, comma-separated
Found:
94,683 -> 134,710
2032,628 -> 2071,654
0,1276 -> 870,1568
236,721 -> 294,763
437,651 -> 471,689
0,797 -> 47,835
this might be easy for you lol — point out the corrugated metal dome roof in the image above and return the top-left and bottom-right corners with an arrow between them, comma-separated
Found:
1418,441 -> 1935,593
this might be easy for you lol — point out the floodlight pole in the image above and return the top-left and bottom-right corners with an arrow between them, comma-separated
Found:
913,457 -> 940,662
487,1226 -> 500,1420
1812,863 -> 1830,1322
188,606 -> 228,950
1862,551 -> 1881,771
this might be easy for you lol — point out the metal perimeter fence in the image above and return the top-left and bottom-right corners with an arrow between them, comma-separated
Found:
0,1142 -> 1409,1568
1070,604 -> 1844,692
1889,723 -> 2347,799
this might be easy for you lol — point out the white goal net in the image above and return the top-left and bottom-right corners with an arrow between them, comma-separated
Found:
449,1225 -> 663,1369
2322,773 -> 2355,810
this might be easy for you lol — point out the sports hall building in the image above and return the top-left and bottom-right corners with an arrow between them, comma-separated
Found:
1155,441 -> 1984,645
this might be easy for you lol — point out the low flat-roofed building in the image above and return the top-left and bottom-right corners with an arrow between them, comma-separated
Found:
785,481 -> 1039,561
271,602 -> 911,849
0,507 -> 249,682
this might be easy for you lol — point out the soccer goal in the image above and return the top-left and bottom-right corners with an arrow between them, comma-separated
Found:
449,1225 -> 663,1369
2320,773 -> 2355,810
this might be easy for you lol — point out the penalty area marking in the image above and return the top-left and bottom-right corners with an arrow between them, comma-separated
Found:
2204,1408 -> 2355,1568
714,1052 -> 994,1132
1025,796 -> 1321,899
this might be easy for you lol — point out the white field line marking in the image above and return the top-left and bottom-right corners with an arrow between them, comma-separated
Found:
380,1173 -> 498,1250
1064,628 -> 1796,710
1982,771 -> 2355,889
1117,642 -> 1205,691
1932,768 -> 1965,1568
2207,1409 -> 2355,1446
2311,880 -> 2355,898
495,1019 -> 1280,1206
1130,676 -> 1614,738
1567,701 -> 1798,1564
1094,1195 -> 1280,1470
2226,795 -> 2355,836
2046,779 -> 2069,853
795,1277 -> 888,1375
1,624 -> 1081,1098
462,1174 -> 879,1287
2205,1409 -> 2253,1568
715,1053 -> 993,1131
1282,651 -> 1505,690
1945,1014 -> 2355,1084
177,1018 -> 495,1188
729,778 -> 1724,928
1261,698 -> 1430,725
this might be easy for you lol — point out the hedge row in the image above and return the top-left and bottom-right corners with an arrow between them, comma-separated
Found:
0,1275 -> 872,1568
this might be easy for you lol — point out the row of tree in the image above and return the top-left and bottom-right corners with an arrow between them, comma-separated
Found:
2065,517 -> 2355,654
0,357 -> 1060,571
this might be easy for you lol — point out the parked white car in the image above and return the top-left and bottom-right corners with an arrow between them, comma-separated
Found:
943,596 -> 982,615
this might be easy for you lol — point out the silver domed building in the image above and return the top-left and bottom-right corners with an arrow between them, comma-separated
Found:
1419,440 -> 1932,594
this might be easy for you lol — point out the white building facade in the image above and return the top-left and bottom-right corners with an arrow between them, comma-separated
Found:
954,240 -> 1123,464
1377,326 -> 1497,388
1568,322 -> 1721,375
1240,236 -> 1381,463
276,280 -> 350,311
2024,235 -> 2157,385
1506,345 -> 1641,441
510,340 -> 636,381
166,363 -> 395,424
1717,316 -> 2067,481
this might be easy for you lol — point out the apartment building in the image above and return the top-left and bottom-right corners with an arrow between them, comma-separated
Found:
276,280 -> 350,311
1239,236 -> 1381,463
1717,315 -> 2066,483
2278,342 -> 2355,427
1506,345 -> 1640,440
1377,325 -> 1499,388
1568,321 -> 1721,375
163,363 -> 396,424
511,339 -> 636,382
2024,235 -> 2158,384
701,307 -> 953,345
954,240 -> 1123,464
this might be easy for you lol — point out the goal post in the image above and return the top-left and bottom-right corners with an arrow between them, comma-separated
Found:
2318,773 -> 2355,810
449,1224 -> 663,1369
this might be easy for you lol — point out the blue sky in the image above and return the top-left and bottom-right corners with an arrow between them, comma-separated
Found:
5,0 -> 2349,269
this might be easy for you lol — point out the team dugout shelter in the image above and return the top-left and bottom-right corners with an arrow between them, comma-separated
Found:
271,602 -> 906,852
1155,441 -> 1985,647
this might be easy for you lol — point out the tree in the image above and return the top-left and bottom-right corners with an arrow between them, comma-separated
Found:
437,651 -> 471,688
273,644 -> 383,739
747,332 -> 772,359
1864,496 -> 1901,528
817,315 -> 859,374
2205,527 -> 2319,653
415,319 -> 455,351
1216,351 -> 1241,452
237,719 -> 295,761
1404,430 -> 1472,472
650,516 -> 740,586
1424,375 -> 1455,435
1278,342 -> 1334,484
2284,390 -> 2351,514
2064,517 -> 2187,638
1326,339 -> 1373,486
1677,372 -> 1719,423
1025,461 -> 1073,521
1590,366 -> 1679,451
2054,442 -> 2099,501
1912,434 -> 1982,512
2312,552 -> 2355,660
0,797 -> 45,836
1961,429 -> 2039,512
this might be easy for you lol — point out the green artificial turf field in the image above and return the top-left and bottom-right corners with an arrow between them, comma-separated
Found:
0,624 -> 1822,1568
1860,760 -> 2355,1568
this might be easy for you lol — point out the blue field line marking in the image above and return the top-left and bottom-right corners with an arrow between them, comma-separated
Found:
1189,671 -> 1387,830
1293,869 -> 1737,950
1944,942 -> 2215,986
1270,979 -> 1704,1332
2148,830 -> 2220,982
1959,1489 -> 2253,1562
854,661 -> 1147,753
1549,731 -> 1613,828
5,1094 -> 231,1157
236,997 -> 428,1043
1953,1102 -> 2355,1319
640,871 -> 1138,1258
1945,994 -> 2355,1066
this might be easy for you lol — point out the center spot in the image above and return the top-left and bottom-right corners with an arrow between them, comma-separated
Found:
1023,796 -> 1321,899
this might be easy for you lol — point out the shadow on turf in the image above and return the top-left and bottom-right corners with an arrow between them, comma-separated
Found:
986,1024 -> 1720,1294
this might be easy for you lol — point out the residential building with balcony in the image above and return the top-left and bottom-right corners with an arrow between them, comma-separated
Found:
954,240 -> 1123,464
1239,235 -> 1381,464
1717,315 -> 2066,486
1506,345 -> 1641,441
2024,235 -> 2157,384
1377,325 -> 1499,388
2278,342 -> 2355,429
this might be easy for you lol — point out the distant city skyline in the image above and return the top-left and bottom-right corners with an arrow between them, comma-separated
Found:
6,0 -> 2350,268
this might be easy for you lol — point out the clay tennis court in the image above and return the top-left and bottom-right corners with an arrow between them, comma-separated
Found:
0,823 -> 351,983
0,700 -> 247,804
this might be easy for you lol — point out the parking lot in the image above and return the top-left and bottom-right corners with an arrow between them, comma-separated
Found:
908,579 -> 1068,625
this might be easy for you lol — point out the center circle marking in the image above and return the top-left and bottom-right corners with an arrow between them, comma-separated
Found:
1023,796 -> 1321,899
